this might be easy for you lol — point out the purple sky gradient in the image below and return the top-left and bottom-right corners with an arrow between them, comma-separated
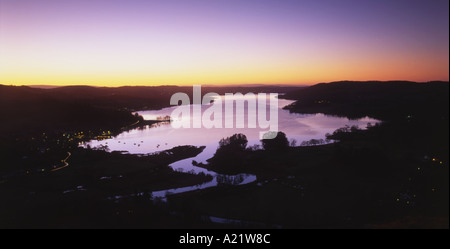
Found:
0,0 -> 448,86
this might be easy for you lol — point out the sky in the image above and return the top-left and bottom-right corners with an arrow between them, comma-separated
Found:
0,0 -> 448,86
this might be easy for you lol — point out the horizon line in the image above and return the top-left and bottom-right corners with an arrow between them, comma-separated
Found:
2,79 -> 450,89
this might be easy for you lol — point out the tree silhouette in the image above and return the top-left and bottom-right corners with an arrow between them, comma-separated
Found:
218,133 -> 248,151
210,133 -> 248,165
261,131 -> 289,152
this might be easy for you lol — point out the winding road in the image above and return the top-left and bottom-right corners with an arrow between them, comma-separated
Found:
50,152 -> 71,172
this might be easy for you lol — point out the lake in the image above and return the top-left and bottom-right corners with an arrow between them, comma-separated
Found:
85,95 -> 379,199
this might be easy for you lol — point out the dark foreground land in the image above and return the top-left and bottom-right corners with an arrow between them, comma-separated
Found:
185,81 -> 448,228
0,146 -> 214,228
0,82 -> 448,228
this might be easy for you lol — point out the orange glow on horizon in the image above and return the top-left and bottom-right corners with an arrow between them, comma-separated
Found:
1,47 -> 448,87
0,0 -> 448,87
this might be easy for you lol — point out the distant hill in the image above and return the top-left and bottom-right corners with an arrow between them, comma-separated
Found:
282,81 -> 449,120
0,85 -> 139,135
27,85 -> 65,89
1,84 -> 302,110
0,84 -> 302,136
3,81 -> 447,135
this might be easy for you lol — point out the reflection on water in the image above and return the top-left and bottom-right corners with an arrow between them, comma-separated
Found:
217,174 -> 245,186
86,96 -> 378,157
150,174 -> 257,200
86,95 -> 379,200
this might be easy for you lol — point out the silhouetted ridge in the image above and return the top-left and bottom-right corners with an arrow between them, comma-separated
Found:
0,84 -> 302,136
282,81 -> 449,120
